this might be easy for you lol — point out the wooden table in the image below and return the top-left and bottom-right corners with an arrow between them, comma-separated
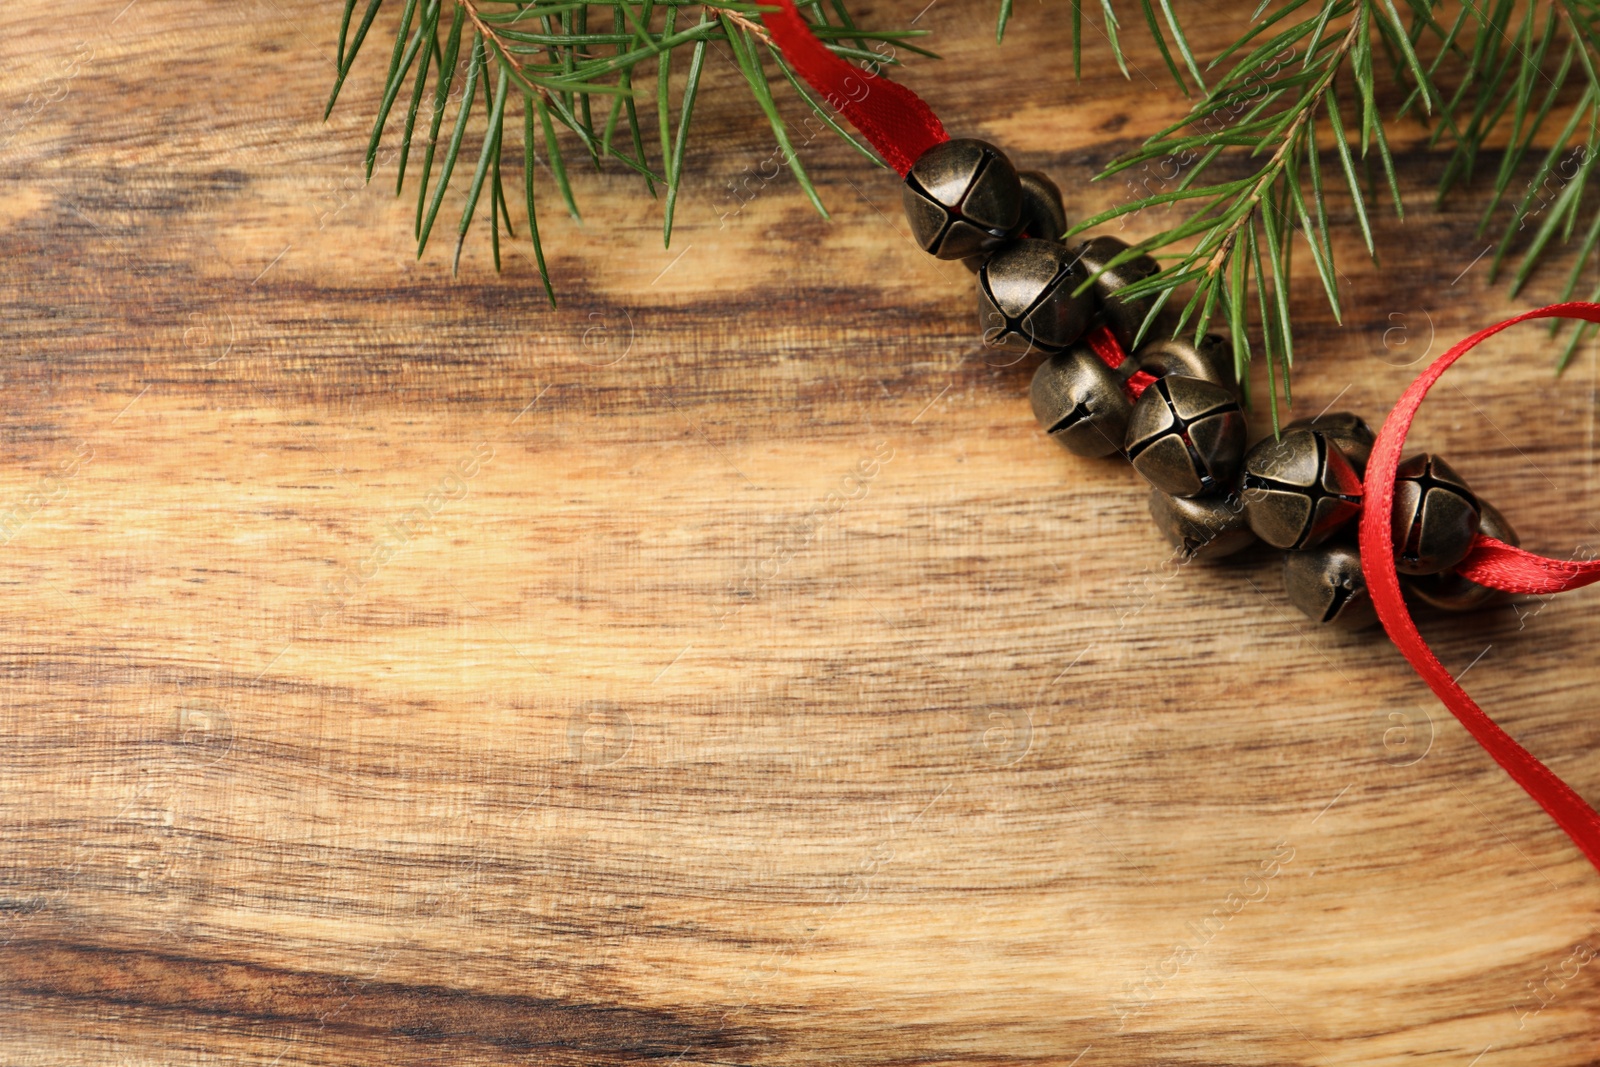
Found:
1,2 -> 1597,1063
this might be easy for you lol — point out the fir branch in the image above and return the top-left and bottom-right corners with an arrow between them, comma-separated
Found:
1068,1 -> 1385,428
1070,0 -> 1600,421
989,0 -> 1600,392
327,0 -> 927,296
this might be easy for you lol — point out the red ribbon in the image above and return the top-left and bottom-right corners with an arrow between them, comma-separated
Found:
762,3 -> 1600,878
1082,324 -> 1159,401
1458,530 -> 1600,595
759,0 -> 948,176
1360,302 -> 1600,877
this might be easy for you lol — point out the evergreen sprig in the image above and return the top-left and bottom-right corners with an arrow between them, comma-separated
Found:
326,0 -> 927,306
331,2 -> 1600,403
1055,0 -> 1600,423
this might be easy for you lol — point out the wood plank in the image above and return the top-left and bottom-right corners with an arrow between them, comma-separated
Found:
0,2 -> 1596,1064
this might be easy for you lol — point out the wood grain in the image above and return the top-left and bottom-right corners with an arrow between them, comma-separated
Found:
0,2 -> 1598,1064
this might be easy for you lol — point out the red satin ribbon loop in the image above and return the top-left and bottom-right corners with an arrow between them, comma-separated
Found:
1360,301 -> 1600,876
760,0 -> 948,176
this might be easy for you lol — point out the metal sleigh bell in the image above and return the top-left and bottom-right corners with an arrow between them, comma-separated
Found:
1391,452 -> 1481,575
1240,429 -> 1364,550
901,138 -> 1022,261
978,239 -> 1094,357
1123,375 -> 1246,498
1405,500 -> 1517,611
1148,489 -> 1255,560
1283,542 -> 1379,631
1016,170 -> 1068,241
1029,345 -> 1132,458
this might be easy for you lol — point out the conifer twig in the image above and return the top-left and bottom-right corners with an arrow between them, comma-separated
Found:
326,0 -> 930,297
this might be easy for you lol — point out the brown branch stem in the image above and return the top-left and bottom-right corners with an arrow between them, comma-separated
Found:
1202,11 -> 1366,279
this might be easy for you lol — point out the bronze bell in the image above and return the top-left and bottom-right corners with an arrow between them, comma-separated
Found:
1070,235 -> 1162,351
1016,170 -> 1068,240
1285,410 -> 1376,474
902,139 -> 1022,261
1148,489 -> 1256,560
979,240 -> 1094,357
1030,345 -> 1132,458
1135,333 -> 1235,391
1124,375 -> 1246,497
1392,452 -> 1481,575
1405,500 -> 1517,612
1283,542 -> 1379,630
1240,429 -> 1364,550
